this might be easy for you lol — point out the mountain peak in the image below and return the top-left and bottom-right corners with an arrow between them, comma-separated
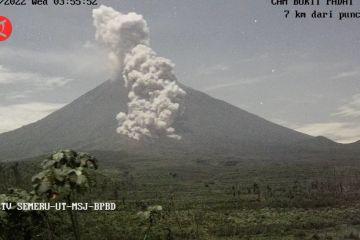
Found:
0,79 -> 316,161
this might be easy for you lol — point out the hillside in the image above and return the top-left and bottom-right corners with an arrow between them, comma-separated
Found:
0,79 -> 332,161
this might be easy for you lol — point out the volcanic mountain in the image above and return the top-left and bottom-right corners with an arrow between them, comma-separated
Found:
0,79 -> 341,161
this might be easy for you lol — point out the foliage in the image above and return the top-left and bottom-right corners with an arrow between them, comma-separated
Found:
1,153 -> 360,239
0,188 -> 44,240
30,150 -> 98,240
31,150 -> 98,201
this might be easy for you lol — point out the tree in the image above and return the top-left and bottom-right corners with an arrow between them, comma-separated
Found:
11,162 -> 21,186
0,188 -> 44,240
31,150 -> 98,240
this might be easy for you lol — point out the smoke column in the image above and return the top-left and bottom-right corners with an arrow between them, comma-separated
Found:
92,5 -> 149,76
93,5 -> 186,140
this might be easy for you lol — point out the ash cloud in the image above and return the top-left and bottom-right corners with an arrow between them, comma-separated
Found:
92,5 -> 149,76
93,5 -> 186,140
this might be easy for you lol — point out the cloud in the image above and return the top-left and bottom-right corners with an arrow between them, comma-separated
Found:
82,40 -> 97,49
332,69 -> 360,80
93,5 -> 149,77
270,118 -> 298,128
332,94 -> 360,118
0,45 -> 110,83
285,93 -> 360,144
202,75 -> 270,92
272,115 -> 360,144
0,102 -> 64,134
197,64 -> 230,76
116,45 -> 186,140
295,122 -> 360,144
0,65 -> 73,89
93,5 -> 186,141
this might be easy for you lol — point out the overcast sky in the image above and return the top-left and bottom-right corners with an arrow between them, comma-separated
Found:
1,0 -> 359,143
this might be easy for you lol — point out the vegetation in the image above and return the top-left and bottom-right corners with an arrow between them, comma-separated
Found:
1,151 -> 360,239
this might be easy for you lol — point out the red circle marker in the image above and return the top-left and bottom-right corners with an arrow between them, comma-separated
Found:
0,16 -> 12,42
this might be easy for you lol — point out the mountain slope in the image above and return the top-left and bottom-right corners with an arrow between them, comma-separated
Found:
0,79 -> 318,161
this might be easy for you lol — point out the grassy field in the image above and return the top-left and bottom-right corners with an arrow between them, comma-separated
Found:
1,151 -> 360,239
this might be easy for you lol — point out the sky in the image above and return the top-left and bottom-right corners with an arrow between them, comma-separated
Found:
0,0 -> 359,143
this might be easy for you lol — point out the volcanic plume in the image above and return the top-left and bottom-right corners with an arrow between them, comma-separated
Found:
93,5 -> 186,140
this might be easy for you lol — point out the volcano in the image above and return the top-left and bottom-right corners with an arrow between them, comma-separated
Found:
0,79 -> 343,161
